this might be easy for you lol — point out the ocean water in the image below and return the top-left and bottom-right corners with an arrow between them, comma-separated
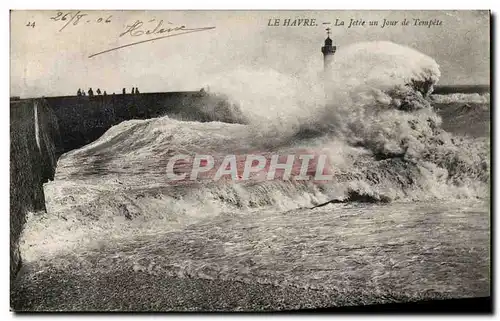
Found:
18,41 -> 490,305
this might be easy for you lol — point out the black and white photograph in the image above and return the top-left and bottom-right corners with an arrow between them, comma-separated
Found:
9,9 -> 491,312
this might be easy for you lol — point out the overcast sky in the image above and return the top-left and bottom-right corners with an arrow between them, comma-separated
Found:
11,10 -> 490,98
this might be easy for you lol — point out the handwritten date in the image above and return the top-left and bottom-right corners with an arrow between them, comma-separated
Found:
50,11 -> 112,32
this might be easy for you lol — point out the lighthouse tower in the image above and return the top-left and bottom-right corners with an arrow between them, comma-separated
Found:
321,28 -> 336,71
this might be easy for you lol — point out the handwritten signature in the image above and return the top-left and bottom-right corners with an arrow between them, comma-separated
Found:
89,19 -> 215,58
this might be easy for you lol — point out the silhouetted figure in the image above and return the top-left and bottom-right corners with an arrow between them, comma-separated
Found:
82,91 -> 86,96
122,88 -> 126,94
88,88 -> 94,97
96,88 -> 101,95
103,91 -> 107,96
77,88 -> 82,96
135,87 -> 140,94
131,88 -> 135,94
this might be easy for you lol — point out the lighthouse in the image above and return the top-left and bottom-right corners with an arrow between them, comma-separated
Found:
321,28 -> 336,71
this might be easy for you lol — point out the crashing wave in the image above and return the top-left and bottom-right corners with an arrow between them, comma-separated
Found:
20,41 -> 490,262
53,41 -> 489,206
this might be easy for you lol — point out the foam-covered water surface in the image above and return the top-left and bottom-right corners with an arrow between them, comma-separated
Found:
20,199 -> 489,303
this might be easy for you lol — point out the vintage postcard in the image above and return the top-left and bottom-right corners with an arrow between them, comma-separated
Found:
10,10 -> 491,312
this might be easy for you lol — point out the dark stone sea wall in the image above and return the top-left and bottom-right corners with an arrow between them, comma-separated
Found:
45,92 -> 245,155
10,99 -> 60,283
